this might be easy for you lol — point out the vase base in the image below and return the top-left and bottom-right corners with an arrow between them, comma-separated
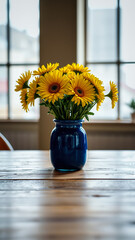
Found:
55,168 -> 80,172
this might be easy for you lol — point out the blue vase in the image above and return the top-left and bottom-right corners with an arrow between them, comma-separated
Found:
50,119 -> 87,171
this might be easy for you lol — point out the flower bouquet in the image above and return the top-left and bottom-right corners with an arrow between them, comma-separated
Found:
15,63 -> 118,171
15,63 -> 118,120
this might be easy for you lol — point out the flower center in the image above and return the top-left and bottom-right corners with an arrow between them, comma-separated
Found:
74,87 -> 84,97
74,70 -> 82,75
25,94 -> 28,102
49,83 -> 60,93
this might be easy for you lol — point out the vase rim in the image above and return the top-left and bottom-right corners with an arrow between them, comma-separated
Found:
53,119 -> 84,123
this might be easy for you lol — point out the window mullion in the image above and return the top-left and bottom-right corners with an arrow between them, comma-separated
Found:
117,0 -> 120,120
7,0 -> 10,119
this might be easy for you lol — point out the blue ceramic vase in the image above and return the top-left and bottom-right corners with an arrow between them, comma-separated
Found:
50,120 -> 87,171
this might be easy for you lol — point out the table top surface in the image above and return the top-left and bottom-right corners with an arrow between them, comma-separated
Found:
0,150 -> 135,240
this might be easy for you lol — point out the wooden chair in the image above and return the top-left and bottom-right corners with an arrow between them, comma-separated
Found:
0,133 -> 13,150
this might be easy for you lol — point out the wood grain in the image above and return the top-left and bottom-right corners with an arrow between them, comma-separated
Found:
0,150 -> 135,240
0,151 -> 135,180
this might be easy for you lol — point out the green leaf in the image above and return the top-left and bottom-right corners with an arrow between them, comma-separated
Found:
87,112 -> 94,115
84,114 -> 89,121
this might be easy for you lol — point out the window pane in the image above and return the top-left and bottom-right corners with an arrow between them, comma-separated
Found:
0,67 -> 8,118
120,64 -> 135,119
0,0 -> 7,63
120,0 -> 135,61
87,64 -> 118,120
87,0 -> 117,62
10,66 -> 39,119
10,0 -> 40,63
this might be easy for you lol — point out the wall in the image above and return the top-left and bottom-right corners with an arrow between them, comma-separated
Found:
84,122 -> 135,150
0,121 -> 39,150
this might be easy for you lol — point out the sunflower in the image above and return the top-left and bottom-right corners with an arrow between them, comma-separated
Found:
37,70 -> 70,104
20,89 -> 29,112
15,70 -> 31,92
33,63 -> 59,76
68,74 -> 95,107
83,73 -> 105,110
67,71 -> 76,81
27,77 -> 40,106
106,81 -> 118,108
66,63 -> 90,74
59,66 -> 71,75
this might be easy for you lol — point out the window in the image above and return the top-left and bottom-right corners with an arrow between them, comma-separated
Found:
0,0 -> 40,120
86,0 -> 135,120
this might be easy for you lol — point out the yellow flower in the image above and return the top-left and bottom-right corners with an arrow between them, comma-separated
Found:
37,70 -> 70,104
67,71 -> 76,80
59,66 -> 70,75
68,74 -> 95,107
83,73 -> 105,110
33,63 -> 59,76
27,77 -> 40,106
66,63 -> 90,74
15,70 -> 31,92
107,81 -> 118,108
20,89 -> 29,112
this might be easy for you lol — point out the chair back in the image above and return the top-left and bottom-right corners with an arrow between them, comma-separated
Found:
0,133 -> 13,150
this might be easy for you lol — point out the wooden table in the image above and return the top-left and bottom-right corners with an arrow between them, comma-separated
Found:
0,150 -> 135,240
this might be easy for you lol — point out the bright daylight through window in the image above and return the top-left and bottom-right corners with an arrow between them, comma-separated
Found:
0,0 -> 40,120
86,0 -> 135,120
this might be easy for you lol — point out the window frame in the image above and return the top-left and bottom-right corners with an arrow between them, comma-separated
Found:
84,0 -> 135,121
0,0 -> 40,120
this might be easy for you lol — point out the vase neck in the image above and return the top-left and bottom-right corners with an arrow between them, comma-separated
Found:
54,120 -> 83,128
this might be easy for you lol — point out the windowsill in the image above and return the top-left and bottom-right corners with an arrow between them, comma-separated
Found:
84,119 -> 134,124
83,119 -> 135,133
0,119 -> 39,124
0,119 -> 39,132
0,119 -> 134,133
0,119 -> 134,125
